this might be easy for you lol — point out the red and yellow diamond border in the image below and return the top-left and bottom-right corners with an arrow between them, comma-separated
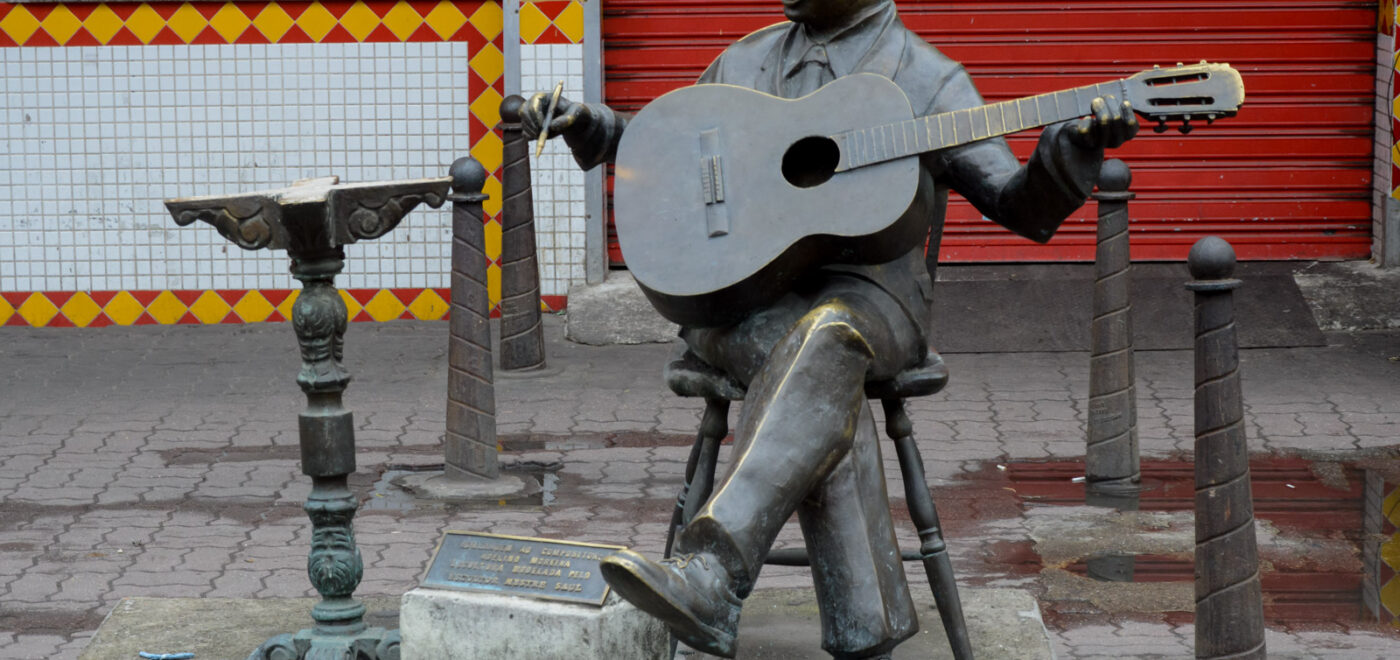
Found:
0,289 -> 566,327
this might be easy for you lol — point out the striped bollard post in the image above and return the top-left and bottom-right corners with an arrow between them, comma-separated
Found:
1187,236 -> 1265,659
445,157 -> 498,480
1086,159 -> 1141,505
496,95 -> 547,371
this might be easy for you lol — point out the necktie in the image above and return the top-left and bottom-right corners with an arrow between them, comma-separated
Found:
785,43 -> 835,97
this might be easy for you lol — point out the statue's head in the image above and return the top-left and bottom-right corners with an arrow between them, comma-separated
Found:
782,0 -> 886,29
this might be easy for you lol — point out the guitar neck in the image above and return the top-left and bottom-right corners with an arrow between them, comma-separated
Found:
833,79 -> 1127,172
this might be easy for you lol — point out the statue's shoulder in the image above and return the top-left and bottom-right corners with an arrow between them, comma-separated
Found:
890,26 -> 974,111
705,21 -> 792,85
894,30 -> 963,86
727,21 -> 790,54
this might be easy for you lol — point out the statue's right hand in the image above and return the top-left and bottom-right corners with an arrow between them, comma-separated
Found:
520,91 -> 591,140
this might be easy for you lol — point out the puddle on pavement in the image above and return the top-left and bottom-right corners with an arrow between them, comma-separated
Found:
363,466 -> 559,511
983,456 -> 1395,627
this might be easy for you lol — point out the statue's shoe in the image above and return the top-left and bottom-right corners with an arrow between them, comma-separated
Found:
600,549 -> 742,658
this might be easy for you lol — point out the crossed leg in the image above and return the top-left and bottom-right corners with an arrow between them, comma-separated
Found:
602,277 -> 923,658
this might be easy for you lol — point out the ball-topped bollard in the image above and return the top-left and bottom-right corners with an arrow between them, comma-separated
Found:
450,156 -> 489,198
1188,235 -> 1237,282
1097,157 -> 1133,194
445,155 -> 498,481
1086,158 -> 1140,507
499,94 -> 526,124
495,93 -> 547,372
1185,235 -> 1265,660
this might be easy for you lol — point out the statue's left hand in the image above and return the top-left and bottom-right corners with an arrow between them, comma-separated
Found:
1068,96 -> 1139,151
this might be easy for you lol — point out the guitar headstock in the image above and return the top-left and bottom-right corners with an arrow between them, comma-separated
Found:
1122,62 -> 1245,134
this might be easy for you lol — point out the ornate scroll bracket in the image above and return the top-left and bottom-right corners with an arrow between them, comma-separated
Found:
165,175 -> 451,253
169,197 -> 280,251
331,184 -> 450,243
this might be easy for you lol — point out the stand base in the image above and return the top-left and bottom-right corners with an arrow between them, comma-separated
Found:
248,627 -> 399,660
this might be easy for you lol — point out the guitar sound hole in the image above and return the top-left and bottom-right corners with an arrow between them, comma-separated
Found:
782,136 -> 840,188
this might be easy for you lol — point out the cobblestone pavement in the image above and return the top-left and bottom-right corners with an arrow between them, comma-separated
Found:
0,317 -> 1397,658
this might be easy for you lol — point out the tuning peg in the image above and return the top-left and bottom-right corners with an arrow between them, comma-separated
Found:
1154,118 -> 1169,133
1153,64 -> 1161,69
1205,113 -> 1217,124
1179,115 -> 1194,134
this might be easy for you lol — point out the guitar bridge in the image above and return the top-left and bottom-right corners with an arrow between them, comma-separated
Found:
699,128 -> 729,238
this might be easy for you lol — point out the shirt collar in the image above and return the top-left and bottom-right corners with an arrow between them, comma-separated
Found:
782,1 -> 896,79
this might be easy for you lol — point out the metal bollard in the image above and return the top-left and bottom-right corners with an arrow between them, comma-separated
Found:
1086,159 -> 1141,502
496,95 -> 547,371
1187,236 -> 1265,660
445,157 -> 499,481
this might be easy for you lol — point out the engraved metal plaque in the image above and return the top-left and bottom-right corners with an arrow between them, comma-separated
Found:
420,531 -> 623,606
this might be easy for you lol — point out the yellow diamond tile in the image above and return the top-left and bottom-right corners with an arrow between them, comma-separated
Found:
1380,568 -> 1400,616
408,289 -> 449,320
338,290 -> 363,320
480,173 -> 503,218
468,0 -> 502,40
554,1 -> 584,43
470,92 -> 504,146
338,1 -> 381,42
0,6 -> 41,45
188,291 -> 233,324
82,4 -> 125,45
1383,532 -> 1400,571
40,5 -> 84,45
166,3 -> 210,44
470,43 -> 504,85
423,1 -> 467,40
232,290 -> 275,323
380,2 -> 422,41
146,291 -> 189,325
1385,486 -> 1400,527
0,295 -> 14,325
208,2 -> 253,43
124,3 -> 168,44
518,1 -> 549,44
487,263 -> 501,309
295,2 -> 338,42
102,291 -> 145,326
362,289 -> 406,322
252,4 -> 295,42
60,293 -> 103,328
18,293 -> 60,327
484,219 -> 502,261
276,290 -> 301,321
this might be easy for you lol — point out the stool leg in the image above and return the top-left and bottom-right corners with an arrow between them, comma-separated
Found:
665,398 -> 729,558
882,397 -> 973,660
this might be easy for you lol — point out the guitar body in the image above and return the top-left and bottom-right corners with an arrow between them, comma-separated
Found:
614,74 -> 931,328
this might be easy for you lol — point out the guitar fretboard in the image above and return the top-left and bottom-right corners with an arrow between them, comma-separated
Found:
833,80 -> 1127,172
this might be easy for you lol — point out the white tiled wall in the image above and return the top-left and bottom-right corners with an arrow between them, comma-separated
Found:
521,42 -> 585,297
0,41 -> 474,293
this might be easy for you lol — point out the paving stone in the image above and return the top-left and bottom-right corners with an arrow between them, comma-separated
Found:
4,572 -> 63,602
2,633 -> 69,660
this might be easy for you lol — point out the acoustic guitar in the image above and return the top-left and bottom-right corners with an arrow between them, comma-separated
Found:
612,62 -> 1245,327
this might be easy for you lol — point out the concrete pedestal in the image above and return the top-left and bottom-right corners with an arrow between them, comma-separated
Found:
400,587 -> 668,660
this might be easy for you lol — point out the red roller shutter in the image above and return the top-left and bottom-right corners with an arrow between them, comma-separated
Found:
603,0 -> 1376,263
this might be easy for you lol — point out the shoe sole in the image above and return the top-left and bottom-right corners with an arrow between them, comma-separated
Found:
600,555 -> 737,658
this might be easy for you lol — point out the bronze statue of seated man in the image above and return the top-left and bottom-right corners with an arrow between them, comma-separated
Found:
523,1 -> 1136,657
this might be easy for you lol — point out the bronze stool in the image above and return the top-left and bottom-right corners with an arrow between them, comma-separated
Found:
662,350 -> 973,659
